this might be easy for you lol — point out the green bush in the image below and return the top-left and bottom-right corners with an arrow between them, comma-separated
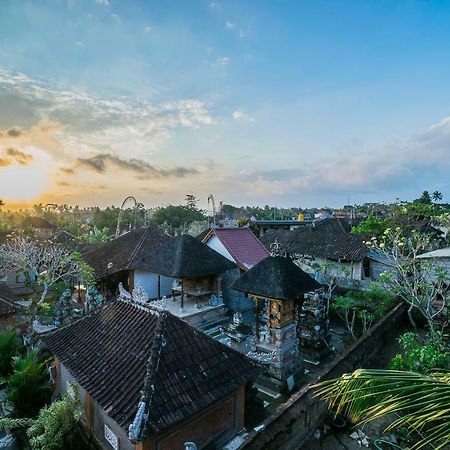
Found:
390,332 -> 449,373
5,350 -> 52,418
0,330 -> 22,378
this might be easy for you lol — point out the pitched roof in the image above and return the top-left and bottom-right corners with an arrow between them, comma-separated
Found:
41,300 -> 262,440
82,227 -> 170,279
0,283 -> 17,316
18,217 -> 56,229
137,234 -> 236,278
417,247 -> 450,259
232,256 -> 321,300
203,227 -> 269,270
48,229 -> 77,244
260,229 -> 369,261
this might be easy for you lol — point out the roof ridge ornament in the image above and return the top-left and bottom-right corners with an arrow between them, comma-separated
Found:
270,238 -> 283,257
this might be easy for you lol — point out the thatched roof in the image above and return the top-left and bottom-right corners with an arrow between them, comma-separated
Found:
82,227 -> 170,279
137,234 -> 236,279
232,256 -> 321,300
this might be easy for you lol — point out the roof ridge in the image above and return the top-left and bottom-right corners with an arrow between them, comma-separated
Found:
127,227 -> 149,270
128,309 -> 168,442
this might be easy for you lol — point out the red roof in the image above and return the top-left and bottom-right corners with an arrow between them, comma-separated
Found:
203,227 -> 269,270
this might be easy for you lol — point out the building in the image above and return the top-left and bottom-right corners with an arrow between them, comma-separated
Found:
417,247 -> 450,283
138,234 -> 236,330
41,299 -> 262,450
260,229 -> 370,282
201,227 -> 269,320
82,227 -> 173,299
18,217 -> 57,239
251,219 -> 312,238
232,255 -> 322,392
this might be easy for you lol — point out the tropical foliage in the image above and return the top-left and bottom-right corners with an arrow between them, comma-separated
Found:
0,330 -> 22,378
4,350 -> 52,418
332,284 -> 395,339
0,396 -> 84,450
390,332 -> 449,374
314,369 -> 450,450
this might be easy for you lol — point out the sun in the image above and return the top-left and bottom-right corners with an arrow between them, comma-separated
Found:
0,147 -> 52,201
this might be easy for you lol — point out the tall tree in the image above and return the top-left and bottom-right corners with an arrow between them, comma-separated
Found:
433,191 -> 443,203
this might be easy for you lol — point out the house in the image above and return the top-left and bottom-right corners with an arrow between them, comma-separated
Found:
201,227 -> 270,320
0,283 -> 17,331
251,219 -> 312,238
138,234 -> 236,329
41,299 -> 262,450
18,217 -> 56,239
417,247 -> 450,282
82,227 -> 173,299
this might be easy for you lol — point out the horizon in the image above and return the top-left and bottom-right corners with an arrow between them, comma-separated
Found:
1,1 -> 450,209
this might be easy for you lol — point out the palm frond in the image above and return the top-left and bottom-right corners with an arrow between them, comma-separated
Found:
313,369 -> 450,450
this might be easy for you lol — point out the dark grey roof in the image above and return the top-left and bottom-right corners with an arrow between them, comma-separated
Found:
260,228 -> 369,262
18,217 -> 56,229
137,234 -> 236,278
82,227 -> 170,279
232,256 -> 321,300
41,300 -> 262,439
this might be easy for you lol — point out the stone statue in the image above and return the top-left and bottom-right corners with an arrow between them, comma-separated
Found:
85,285 -> 105,313
132,284 -> 149,305
118,282 -> 132,300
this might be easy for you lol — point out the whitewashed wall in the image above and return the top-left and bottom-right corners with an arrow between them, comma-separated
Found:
134,270 -> 173,299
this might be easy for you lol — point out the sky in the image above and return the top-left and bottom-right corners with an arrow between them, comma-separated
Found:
1,0 -> 450,210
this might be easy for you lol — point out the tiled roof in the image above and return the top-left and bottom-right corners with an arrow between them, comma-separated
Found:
232,256 -> 321,300
260,229 -> 369,262
203,228 -> 269,270
137,234 -> 236,278
41,300 -> 262,440
82,227 -> 170,279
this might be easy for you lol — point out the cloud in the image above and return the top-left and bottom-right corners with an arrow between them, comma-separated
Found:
75,41 -> 85,48
76,153 -> 199,179
225,22 -> 235,29
0,147 -> 33,167
144,26 -> 152,33
233,109 -> 254,123
94,0 -> 109,5
215,56 -> 230,66
7,127 -> 22,137
0,69 -> 215,161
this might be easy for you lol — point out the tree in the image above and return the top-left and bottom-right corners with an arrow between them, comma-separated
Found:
150,205 -> 206,234
416,190 -> 433,205
366,228 -> 449,333
4,350 -> 52,418
79,226 -> 110,244
351,215 -> 390,237
0,330 -> 22,377
314,369 -> 450,449
0,234 -> 94,307
433,191 -> 443,203
185,194 -> 199,210
0,235 -> 93,333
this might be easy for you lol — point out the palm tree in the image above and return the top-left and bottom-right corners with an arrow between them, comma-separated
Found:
433,191 -> 443,203
314,369 -> 450,449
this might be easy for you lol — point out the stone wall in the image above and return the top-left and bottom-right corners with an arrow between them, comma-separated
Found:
236,303 -> 407,450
